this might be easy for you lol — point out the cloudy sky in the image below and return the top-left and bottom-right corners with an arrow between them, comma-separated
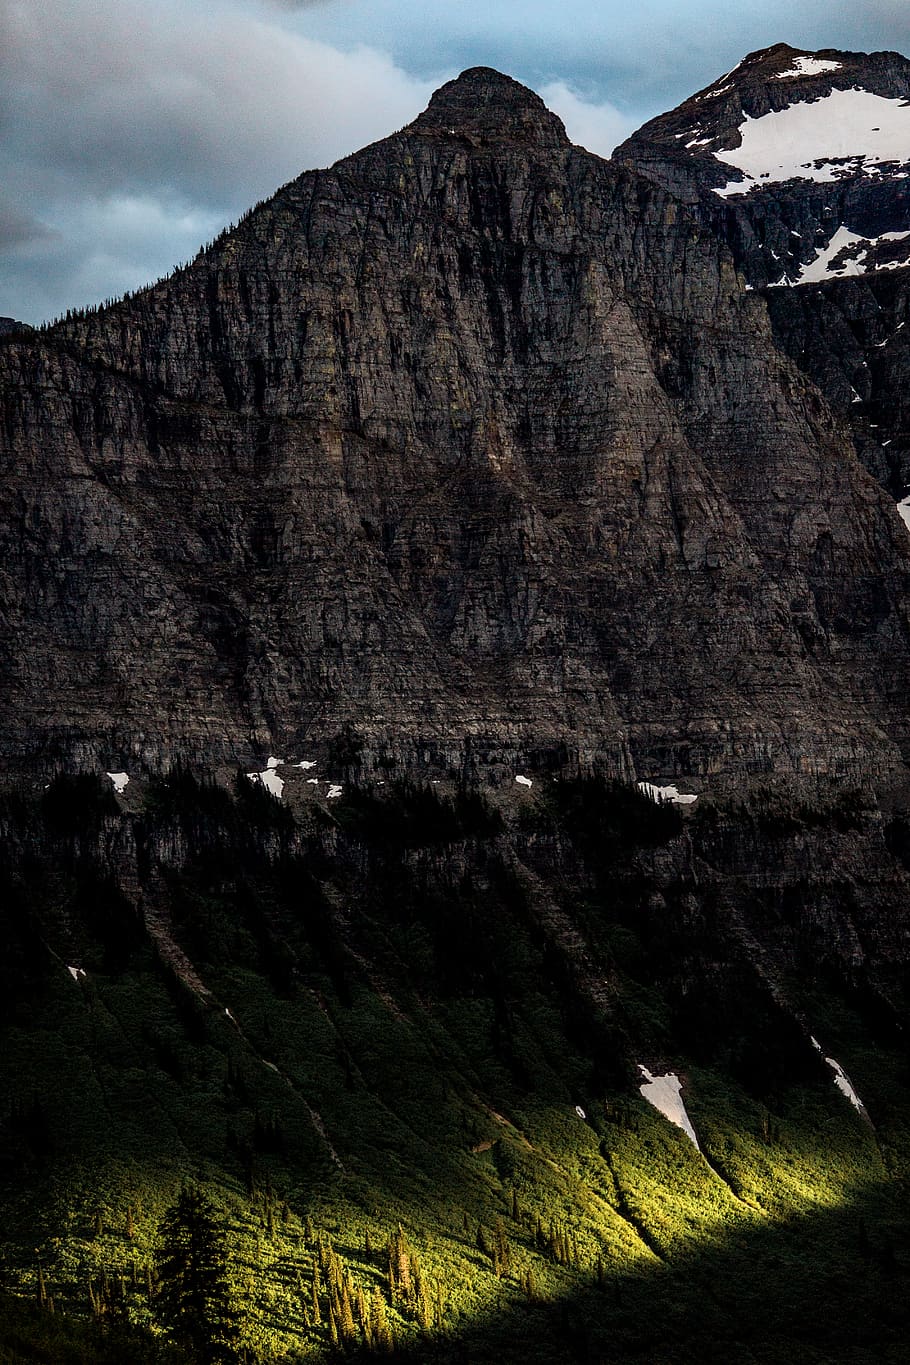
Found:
2,0 -> 909,324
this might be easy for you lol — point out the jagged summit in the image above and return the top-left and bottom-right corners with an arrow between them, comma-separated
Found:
684,41 -> 910,109
614,40 -> 910,501
617,42 -> 910,179
409,67 -> 569,148
615,42 -> 910,274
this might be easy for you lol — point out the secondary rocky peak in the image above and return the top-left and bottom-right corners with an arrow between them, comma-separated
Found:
615,42 -> 910,207
410,67 -> 568,148
614,40 -> 910,502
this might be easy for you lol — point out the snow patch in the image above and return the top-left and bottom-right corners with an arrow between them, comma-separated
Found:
296,760 -> 317,770
783,225 -> 865,284
876,323 -> 906,347
327,784 -> 343,799
638,781 -> 698,805
266,755 -> 284,770
247,768 -> 285,799
897,497 -> 910,534
106,771 -> 129,794
638,1067 -> 700,1148
515,774 -> 533,789
692,81 -> 735,101
67,965 -> 86,982
769,226 -> 910,286
811,1037 -> 865,1112
712,88 -> 910,196
575,1105 -> 586,1119
773,56 -> 842,79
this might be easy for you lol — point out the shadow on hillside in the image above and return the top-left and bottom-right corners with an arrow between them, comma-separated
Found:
376,1181 -> 909,1365
4,1180 -> 907,1364
0,1289 -> 186,1364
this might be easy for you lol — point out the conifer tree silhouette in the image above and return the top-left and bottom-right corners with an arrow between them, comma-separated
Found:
155,1184 -> 239,1363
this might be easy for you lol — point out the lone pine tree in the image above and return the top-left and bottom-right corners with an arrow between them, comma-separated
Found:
155,1184 -> 239,1363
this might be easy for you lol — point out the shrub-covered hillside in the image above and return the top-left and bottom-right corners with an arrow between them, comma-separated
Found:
1,770 -> 910,1362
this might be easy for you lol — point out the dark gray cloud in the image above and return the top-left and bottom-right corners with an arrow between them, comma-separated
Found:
0,203 -> 56,251
1,0 -> 908,324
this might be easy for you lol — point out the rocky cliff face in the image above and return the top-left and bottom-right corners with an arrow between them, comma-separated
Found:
616,43 -> 910,499
2,67 -> 910,787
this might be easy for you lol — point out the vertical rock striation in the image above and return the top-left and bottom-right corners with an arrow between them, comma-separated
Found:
1,67 -> 910,785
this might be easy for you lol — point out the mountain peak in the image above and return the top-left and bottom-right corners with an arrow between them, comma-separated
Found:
410,67 -> 569,148
613,41 -> 910,287
615,42 -> 910,185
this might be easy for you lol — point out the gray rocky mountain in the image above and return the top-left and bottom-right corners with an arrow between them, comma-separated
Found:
616,43 -> 910,499
2,65 -> 910,790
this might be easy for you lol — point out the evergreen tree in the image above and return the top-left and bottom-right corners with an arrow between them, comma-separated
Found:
154,1184 -> 240,1364
338,1275 -> 357,1344
371,1286 -> 393,1353
311,1267 -> 322,1326
387,1225 -> 412,1302
493,1218 -> 511,1278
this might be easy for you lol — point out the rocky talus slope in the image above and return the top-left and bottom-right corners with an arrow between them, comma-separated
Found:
2,68 -> 910,786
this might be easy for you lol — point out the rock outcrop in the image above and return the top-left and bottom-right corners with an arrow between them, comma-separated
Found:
616,43 -> 910,497
2,66 -> 910,786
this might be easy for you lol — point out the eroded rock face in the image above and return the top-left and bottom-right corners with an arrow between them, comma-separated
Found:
2,67 -> 910,784
615,42 -> 910,268
616,43 -> 910,497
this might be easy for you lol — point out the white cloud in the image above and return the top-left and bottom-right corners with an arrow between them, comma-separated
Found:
539,81 -> 637,157
0,0 -> 443,320
2,0 -> 441,201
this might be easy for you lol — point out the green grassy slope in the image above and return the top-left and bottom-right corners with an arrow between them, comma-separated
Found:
1,771 -> 909,1362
